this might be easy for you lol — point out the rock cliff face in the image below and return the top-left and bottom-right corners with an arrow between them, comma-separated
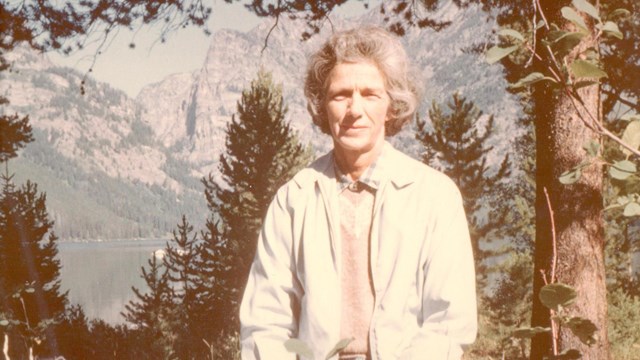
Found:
1,3 -> 520,239
137,2 -> 518,180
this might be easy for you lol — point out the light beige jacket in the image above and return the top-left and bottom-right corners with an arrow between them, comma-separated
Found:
240,143 -> 477,360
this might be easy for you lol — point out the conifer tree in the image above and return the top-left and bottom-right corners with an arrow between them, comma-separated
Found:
0,113 -> 33,164
162,215 -> 201,358
0,176 -> 68,358
122,254 -> 175,358
164,216 -> 199,307
0,52 -> 32,164
0,67 -> 67,357
56,305 -> 94,358
201,70 -> 313,337
416,93 -> 510,273
193,218 -> 228,341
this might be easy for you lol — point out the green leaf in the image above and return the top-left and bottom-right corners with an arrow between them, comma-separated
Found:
566,317 -> 598,345
621,120 -> 640,157
582,48 -> 599,61
601,21 -> 623,39
573,80 -> 598,90
623,202 -> 640,217
498,28 -> 525,42
608,8 -> 631,20
539,283 -> 578,311
572,0 -> 600,21
561,7 -> 589,31
559,168 -> 581,184
325,338 -> 354,359
24,287 -> 35,294
547,29 -> 569,43
616,195 -> 633,205
486,45 -> 519,64
617,195 -> 631,206
512,327 -> 551,338
510,72 -> 557,89
570,60 -> 608,79
583,140 -> 600,157
284,339 -> 314,359
621,113 -> 640,122
552,32 -> 586,57
609,160 -> 636,180
0,319 -> 8,327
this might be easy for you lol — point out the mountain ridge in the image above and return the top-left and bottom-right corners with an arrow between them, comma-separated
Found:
1,4 -> 521,240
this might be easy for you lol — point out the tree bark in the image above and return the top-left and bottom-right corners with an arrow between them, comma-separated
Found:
530,1 -> 609,359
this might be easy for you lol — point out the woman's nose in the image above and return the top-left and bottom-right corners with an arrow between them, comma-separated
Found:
347,92 -> 364,117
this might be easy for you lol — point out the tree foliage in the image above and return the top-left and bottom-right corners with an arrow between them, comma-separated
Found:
201,70 -> 312,336
416,93 -> 510,271
0,112 -> 33,164
120,71 -> 311,358
482,1 -> 640,358
0,175 -> 68,358
0,0 -> 462,56
3,0 -> 640,358
122,252 -> 177,358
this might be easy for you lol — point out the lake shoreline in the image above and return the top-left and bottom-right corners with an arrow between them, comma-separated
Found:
57,238 -> 169,324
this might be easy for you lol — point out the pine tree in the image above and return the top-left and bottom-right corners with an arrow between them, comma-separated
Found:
122,254 -> 176,359
0,68 -> 68,357
0,176 -> 68,358
0,113 -> 33,164
162,215 -> 201,358
200,70 -> 313,337
56,305 -> 94,359
193,218 -> 228,341
416,93 -> 510,275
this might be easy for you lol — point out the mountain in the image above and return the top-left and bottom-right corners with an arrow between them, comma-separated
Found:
0,3 -> 520,240
1,47 -> 205,240
138,2 -> 520,180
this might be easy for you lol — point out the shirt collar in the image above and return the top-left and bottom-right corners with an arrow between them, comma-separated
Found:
333,147 -> 386,192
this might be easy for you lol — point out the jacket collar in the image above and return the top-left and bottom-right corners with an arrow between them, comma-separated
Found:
292,142 -> 416,190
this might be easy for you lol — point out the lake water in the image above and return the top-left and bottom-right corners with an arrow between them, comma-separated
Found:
57,239 -> 640,325
57,239 -> 167,324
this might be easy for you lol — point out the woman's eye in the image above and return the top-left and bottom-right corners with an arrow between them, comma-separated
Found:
331,93 -> 348,101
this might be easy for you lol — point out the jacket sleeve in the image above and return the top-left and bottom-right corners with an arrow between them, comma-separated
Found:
403,183 -> 478,359
240,187 -> 302,359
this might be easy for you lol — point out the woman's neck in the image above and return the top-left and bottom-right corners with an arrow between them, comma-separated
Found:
333,144 -> 383,181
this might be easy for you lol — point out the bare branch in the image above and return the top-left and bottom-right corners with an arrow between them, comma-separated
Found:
602,89 -> 640,112
261,12 -> 280,54
543,187 -> 557,284
543,187 -> 559,356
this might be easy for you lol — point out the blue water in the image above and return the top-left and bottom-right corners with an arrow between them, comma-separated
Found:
57,239 -> 167,324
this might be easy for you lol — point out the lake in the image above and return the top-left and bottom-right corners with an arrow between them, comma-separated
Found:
57,239 -> 167,325
57,239 -> 640,325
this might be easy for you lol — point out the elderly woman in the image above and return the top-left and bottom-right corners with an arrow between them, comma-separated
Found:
240,26 -> 477,360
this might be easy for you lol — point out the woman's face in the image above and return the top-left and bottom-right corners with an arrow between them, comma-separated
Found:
324,61 -> 390,158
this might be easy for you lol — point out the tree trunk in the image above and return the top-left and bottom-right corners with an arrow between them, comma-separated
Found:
530,1 -> 609,359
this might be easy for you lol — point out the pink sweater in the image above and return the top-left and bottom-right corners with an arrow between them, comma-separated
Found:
339,182 -> 375,357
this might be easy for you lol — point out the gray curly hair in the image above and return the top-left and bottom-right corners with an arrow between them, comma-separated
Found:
304,26 -> 418,136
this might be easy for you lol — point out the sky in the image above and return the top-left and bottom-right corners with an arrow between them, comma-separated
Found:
49,1 -> 374,98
